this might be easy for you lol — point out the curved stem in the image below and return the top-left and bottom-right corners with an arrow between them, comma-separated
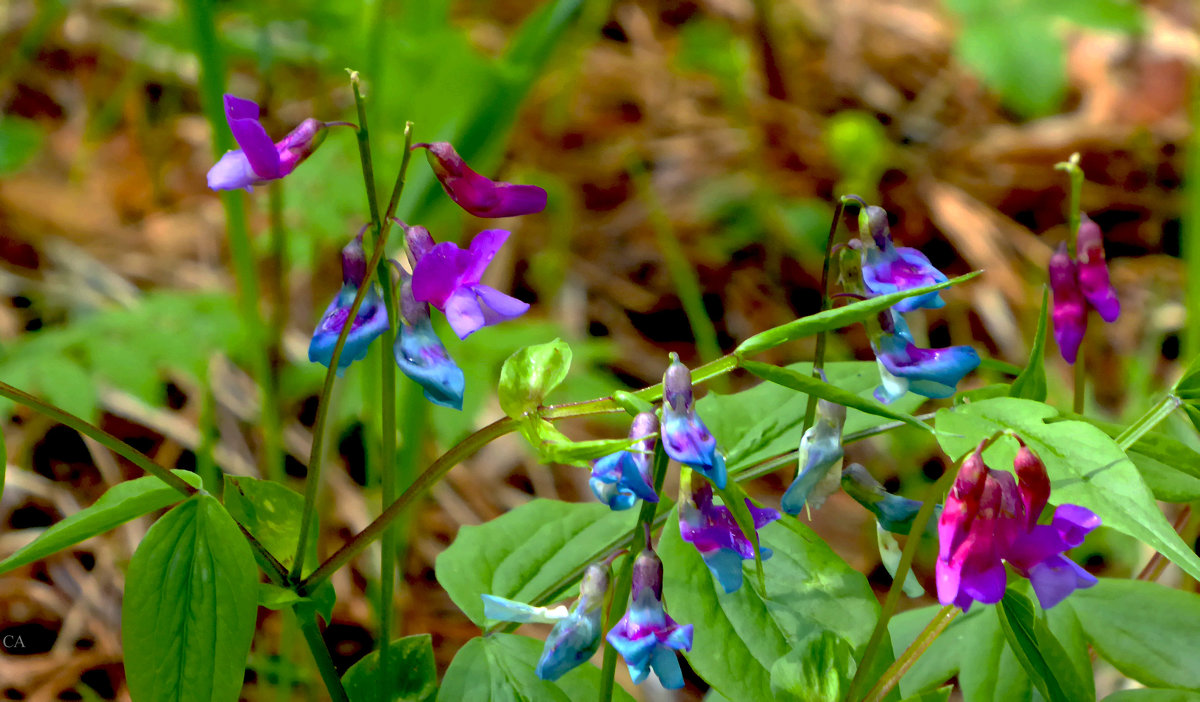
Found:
297,607 -> 350,702
863,605 -> 958,702
1056,153 -> 1086,414
800,195 -> 854,438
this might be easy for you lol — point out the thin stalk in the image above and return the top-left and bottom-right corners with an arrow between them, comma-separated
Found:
1056,153 -> 1086,413
628,158 -> 722,367
195,377 -> 221,495
1115,394 -> 1181,450
297,608 -> 350,702
863,605 -> 958,702
599,443 -> 670,702
264,183 -> 286,483
1136,505 -> 1192,582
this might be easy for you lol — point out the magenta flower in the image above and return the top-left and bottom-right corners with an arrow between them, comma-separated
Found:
1076,215 -> 1120,322
410,229 -> 529,339
606,539 -> 693,689
1049,244 -> 1088,365
679,482 -> 780,593
207,95 -> 328,191
414,142 -> 547,218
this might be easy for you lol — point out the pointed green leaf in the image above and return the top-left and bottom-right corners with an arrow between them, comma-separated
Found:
769,631 -> 857,702
1009,287 -> 1049,401
995,589 -> 1091,702
342,634 -> 437,702
223,475 -> 315,573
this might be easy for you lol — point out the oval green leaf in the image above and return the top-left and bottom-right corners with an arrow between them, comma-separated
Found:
223,474 -> 314,573
498,338 -> 572,419
342,634 -> 437,702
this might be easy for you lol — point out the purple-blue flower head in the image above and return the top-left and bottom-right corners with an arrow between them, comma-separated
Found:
394,275 -> 465,410
308,230 -> 389,374
414,142 -> 547,218
606,542 -> 693,689
207,95 -> 328,192
590,412 -> 659,510
661,354 -> 727,488
781,396 -> 846,516
679,481 -> 780,593
410,229 -> 529,339
859,206 -> 948,313
872,310 -> 979,404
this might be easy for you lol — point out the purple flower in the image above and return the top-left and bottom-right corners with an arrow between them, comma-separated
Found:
661,354 -> 727,488
590,412 -> 659,510
1076,215 -> 1120,323
394,275 -> 465,410
1049,244 -> 1088,365
207,95 -> 328,191
308,230 -> 389,374
410,229 -> 529,339
872,310 -> 979,404
606,542 -> 693,689
414,142 -> 547,218
679,482 -> 780,593
859,206 -> 948,313
781,395 -> 846,516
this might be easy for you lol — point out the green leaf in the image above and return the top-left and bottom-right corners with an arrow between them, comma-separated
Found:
955,14 -> 1066,118
1082,417 -> 1200,502
1045,596 -> 1095,701
995,589 -> 1091,702
38,356 -> 99,423
957,605 -> 1031,702
769,631 -> 857,702
899,687 -> 953,702
935,397 -> 1200,581
256,581 -> 335,625
1103,691 -> 1200,702
0,424 -> 6,505
0,115 -> 44,174
222,475 -> 315,573
123,494 -> 258,702
1010,287 -> 1049,401
740,360 -> 932,433
0,471 -> 201,575
736,271 -> 980,355
888,606 -> 965,696
515,417 -> 643,467
437,634 -> 634,702
1067,578 -> 1200,689
435,499 -> 636,627
498,339 -> 573,419
658,514 -> 878,700
1051,0 -> 1143,32
342,634 -> 437,702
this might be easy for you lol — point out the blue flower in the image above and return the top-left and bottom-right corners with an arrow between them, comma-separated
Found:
394,274 -> 465,410
661,354 -> 727,488
679,482 -> 780,593
308,230 -> 389,374
781,396 -> 846,516
606,543 -> 693,689
859,206 -> 948,313
871,310 -> 979,404
590,412 -> 659,510
840,463 -> 939,535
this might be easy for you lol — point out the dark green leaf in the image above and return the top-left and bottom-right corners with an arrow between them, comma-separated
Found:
769,631 -> 856,702
0,471 -> 201,575
936,398 -> 1200,580
995,589 -> 1091,702
498,339 -> 572,418
1102,691 -> 1200,702
123,494 -> 258,702
1010,287 -> 1049,401
342,634 -> 437,702
957,605 -> 1031,702
223,475 -> 315,573
435,499 -> 636,627
1081,417 -> 1200,502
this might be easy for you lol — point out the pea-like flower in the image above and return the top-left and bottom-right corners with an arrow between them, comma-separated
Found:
679,481 -> 780,593
590,412 -> 659,510
1076,215 -> 1120,323
308,230 -> 389,374
936,440 -> 1099,611
781,395 -> 846,516
840,463 -> 937,536
872,310 -> 980,404
607,539 -> 693,689
414,142 -> 547,218
207,95 -> 328,191
481,560 -> 612,681
859,206 -> 948,313
411,229 -> 530,339
1049,215 -> 1120,364
394,274 -> 465,410
661,354 -> 727,488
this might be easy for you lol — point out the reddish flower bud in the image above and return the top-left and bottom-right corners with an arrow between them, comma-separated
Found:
1049,243 -> 1087,364
1076,215 -> 1120,323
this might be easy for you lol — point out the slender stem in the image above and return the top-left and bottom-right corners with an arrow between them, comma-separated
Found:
1136,505 -> 1192,581
297,608 -> 350,702
801,196 -> 854,438
195,378 -> 221,495
1057,153 -> 1086,414
863,605 -> 958,702
1115,394 -> 1181,450
263,183 -> 286,483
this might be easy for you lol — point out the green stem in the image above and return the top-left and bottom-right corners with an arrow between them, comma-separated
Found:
1056,153 -> 1086,413
1116,394 -> 1181,450
863,605 -> 958,702
297,608 -> 350,702
263,183 -> 286,483
599,443 -> 670,702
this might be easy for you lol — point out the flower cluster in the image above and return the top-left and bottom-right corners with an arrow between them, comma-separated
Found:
1050,215 -> 1121,364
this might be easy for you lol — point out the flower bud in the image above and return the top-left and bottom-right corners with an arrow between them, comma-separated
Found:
1076,215 -> 1120,323
414,142 -> 547,218
781,397 -> 846,516
1049,243 -> 1088,364
660,354 -> 726,488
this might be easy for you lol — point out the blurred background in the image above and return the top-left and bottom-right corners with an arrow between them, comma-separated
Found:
0,0 -> 1195,699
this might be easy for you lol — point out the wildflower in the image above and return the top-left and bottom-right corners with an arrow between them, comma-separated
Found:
394,274 -> 465,410
410,229 -> 529,339
481,560 -> 612,681
679,481 -> 780,593
840,463 -> 937,535
872,310 -> 980,404
308,230 -> 389,373
207,94 -> 328,191
607,536 -> 693,689
590,412 -> 659,510
661,354 -> 727,488
414,142 -> 547,218
1076,215 -> 1120,322
1049,215 -> 1120,364
781,395 -> 846,516
936,440 -> 1099,612
859,206 -> 948,313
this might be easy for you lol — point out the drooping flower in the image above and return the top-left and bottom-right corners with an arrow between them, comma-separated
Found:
679,481 -> 780,593
482,559 -> 612,681
308,230 -> 389,374
871,309 -> 980,404
1049,243 -> 1088,365
661,353 -> 727,488
1076,215 -> 1120,323
840,463 -> 939,536
590,412 -> 659,510
607,538 -> 693,689
859,206 -> 948,313
207,94 -> 328,191
414,142 -> 547,218
394,274 -> 466,410
781,394 -> 846,516
410,229 -> 530,339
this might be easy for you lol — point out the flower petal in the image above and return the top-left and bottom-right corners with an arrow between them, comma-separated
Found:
461,229 -> 510,284
1026,556 -> 1097,609
648,646 -> 686,689
228,115 -> 280,179
207,151 -> 258,192
443,287 -> 487,339
411,242 -> 471,308
223,94 -> 260,122
473,284 -> 530,325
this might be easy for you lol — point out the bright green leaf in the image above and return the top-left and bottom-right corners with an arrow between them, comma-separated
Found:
1103,691 -> 1200,702
342,634 -> 437,702
958,605 -> 1031,702
899,687 -> 953,702
1010,287 -> 1049,401
1051,0 -> 1143,31
223,475 -> 315,573
256,581 -> 335,625
0,115 -> 44,174
769,631 -> 857,702
995,589 -> 1091,702
498,339 -> 573,418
